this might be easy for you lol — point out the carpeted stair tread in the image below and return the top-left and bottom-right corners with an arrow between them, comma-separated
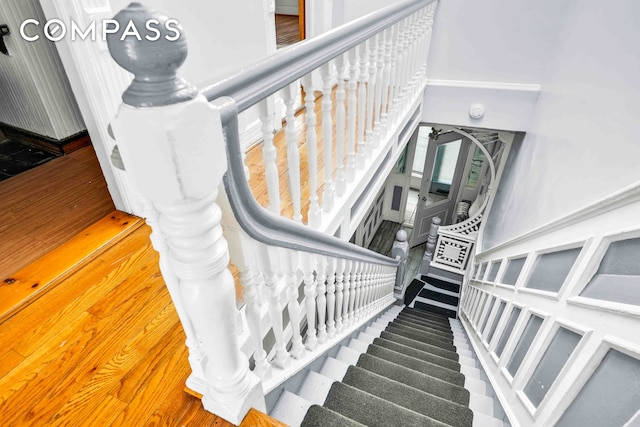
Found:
356,353 -> 470,406
342,365 -> 474,427
397,313 -> 453,332
372,337 -> 460,371
422,275 -> 461,293
414,300 -> 458,318
365,344 -> 466,386
380,330 -> 459,361
386,324 -> 457,352
402,307 -> 450,323
323,381 -> 448,427
403,278 -> 426,306
301,405 -> 366,427
418,288 -> 460,306
387,320 -> 454,344
391,318 -> 455,340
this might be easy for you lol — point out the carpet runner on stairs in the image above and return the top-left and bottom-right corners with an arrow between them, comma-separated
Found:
270,305 -> 505,427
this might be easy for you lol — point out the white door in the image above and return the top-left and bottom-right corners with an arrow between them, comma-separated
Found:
409,131 -> 470,247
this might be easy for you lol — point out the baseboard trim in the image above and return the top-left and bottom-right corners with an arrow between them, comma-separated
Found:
0,123 -> 90,154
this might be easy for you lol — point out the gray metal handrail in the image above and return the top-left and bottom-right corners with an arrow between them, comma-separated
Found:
202,0 -> 435,112
217,97 -> 397,266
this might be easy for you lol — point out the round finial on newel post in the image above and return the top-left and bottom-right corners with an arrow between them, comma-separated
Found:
107,2 -> 197,107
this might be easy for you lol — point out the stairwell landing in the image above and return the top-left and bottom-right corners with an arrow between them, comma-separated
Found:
269,305 -> 507,426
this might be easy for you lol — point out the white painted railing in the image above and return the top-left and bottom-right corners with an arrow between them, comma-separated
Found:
106,0 -> 437,423
203,0 -> 438,238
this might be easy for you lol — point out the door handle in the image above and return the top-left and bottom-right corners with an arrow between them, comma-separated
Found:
0,25 -> 10,56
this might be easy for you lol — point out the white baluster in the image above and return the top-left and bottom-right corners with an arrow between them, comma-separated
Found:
347,48 -> 358,181
347,260 -> 357,325
259,98 -> 280,214
388,22 -> 401,126
343,260 -> 353,326
303,76 -> 322,228
365,36 -> 378,158
301,253 -> 318,350
376,265 -> 384,309
283,82 -> 303,223
218,192 -> 273,378
335,54 -> 347,197
354,261 -> 364,320
359,262 -> 368,318
326,257 -> 337,338
373,265 -> 381,310
373,32 -> 385,146
380,27 -> 393,139
406,15 -> 418,98
395,19 -> 408,118
316,255 -> 328,344
363,263 -> 373,314
256,244 -> 290,369
284,249 -> 305,359
366,36 -> 377,157
335,258 -> 345,333
357,42 -> 368,168
400,17 -> 413,110
320,62 -> 335,212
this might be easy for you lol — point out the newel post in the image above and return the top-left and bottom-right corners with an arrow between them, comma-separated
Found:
391,229 -> 409,297
107,3 -> 264,423
421,216 -> 441,275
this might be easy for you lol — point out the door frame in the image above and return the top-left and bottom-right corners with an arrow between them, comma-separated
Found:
409,131 -> 471,247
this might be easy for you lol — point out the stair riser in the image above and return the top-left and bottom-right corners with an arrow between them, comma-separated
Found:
421,275 -> 461,293
380,331 -> 459,361
373,338 -> 461,371
366,345 -> 465,387
392,318 -> 454,339
386,325 -> 457,352
403,307 -> 451,323
396,313 -> 453,332
356,354 -> 470,406
418,288 -> 460,307
413,301 -> 458,318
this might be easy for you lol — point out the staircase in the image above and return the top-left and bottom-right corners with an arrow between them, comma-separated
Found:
406,267 -> 464,318
270,305 -> 505,426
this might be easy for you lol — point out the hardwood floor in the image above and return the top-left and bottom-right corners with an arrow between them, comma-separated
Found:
0,224 -> 236,426
0,146 -> 115,280
275,14 -> 300,48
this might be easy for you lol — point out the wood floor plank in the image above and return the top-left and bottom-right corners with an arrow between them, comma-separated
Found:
0,146 -> 115,279
240,408 -> 289,427
0,225 -> 234,426
2,226 -> 154,358
0,211 -> 142,323
110,326 -> 191,426
13,274 -> 173,425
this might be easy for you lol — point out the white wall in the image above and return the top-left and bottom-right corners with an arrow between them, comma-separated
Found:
109,0 -> 274,88
427,0 -> 569,84
333,0 -> 401,27
275,0 -> 298,15
426,0 -> 640,250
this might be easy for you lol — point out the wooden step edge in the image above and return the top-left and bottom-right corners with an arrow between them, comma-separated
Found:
185,388 -> 286,427
0,210 -> 144,324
